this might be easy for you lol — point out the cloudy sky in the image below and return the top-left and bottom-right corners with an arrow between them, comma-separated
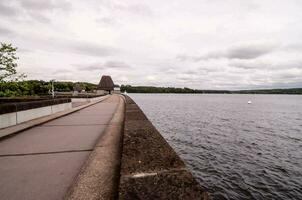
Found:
1,0 -> 302,89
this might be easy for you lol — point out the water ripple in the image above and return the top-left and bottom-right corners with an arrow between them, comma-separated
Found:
131,94 -> 302,200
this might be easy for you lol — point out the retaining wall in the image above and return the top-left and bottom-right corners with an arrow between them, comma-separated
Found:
118,95 -> 209,199
0,99 -> 71,129
71,95 -> 107,103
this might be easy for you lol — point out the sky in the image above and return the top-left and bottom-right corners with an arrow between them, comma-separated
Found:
1,0 -> 302,90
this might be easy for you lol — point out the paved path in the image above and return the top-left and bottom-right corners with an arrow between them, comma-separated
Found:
0,95 -> 120,200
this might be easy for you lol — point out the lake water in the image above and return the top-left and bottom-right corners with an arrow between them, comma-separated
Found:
129,94 -> 302,200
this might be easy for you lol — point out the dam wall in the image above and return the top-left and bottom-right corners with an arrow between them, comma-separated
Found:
55,94 -> 208,199
118,95 -> 209,199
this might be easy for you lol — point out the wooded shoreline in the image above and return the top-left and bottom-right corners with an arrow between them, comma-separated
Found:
1,80 -> 301,96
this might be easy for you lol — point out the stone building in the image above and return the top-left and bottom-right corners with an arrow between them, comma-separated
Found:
97,75 -> 114,94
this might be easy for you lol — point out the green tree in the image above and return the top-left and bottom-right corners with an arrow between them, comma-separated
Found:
0,43 -> 25,82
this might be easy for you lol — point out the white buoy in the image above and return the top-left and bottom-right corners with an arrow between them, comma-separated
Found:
248,100 -> 252,104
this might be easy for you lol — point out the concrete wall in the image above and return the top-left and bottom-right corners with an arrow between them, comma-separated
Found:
71,95 -> 107,103
51,102 -> 72,113
17,106 -> 52,124
0,113 -> 16,130
0,102 -> 72,129
96,90 -> 107,95
118,95 -> 209,199
113,90 -> 121,94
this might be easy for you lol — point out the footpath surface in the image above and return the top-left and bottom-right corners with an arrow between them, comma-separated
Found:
0,95 -> 120,200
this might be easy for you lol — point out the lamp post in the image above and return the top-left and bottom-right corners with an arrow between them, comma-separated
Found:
51,79 -> 55,98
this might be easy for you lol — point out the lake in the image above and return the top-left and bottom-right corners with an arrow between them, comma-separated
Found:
129,94 -> 302,200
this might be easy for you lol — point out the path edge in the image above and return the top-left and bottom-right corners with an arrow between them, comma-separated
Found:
64,94 -> 125,200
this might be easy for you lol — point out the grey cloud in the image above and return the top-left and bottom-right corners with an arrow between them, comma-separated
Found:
1,0 -> 73,23
18,48 -> 33,53
2,0 -> 301,90
17,36 -> 118,58
161,68 -> 178,74
75,65 -> 102,71
175,54 -> 190,62
229,59 -> 302,70
200,66 -> 223,73
226,44 -> 277,59
75,61 -> 131,71
18,0 -> 71,11
68,42 -> 118,57
27,12 -> 51,23
183,70 -> 197,75
178,42 -> 278,62
268,81 -> 302,89
203,44 -> 276,60
229,59 -> 270,69
53,69 -> 73,74
276,73 -> 299,79
95,1 -> 152,17
283,43 -> 302,51
52,74 -> 76,81
273,69 -> 302,80
0,2 -> 18,16
0,27 -> 14,36
114,3 -> 153,16
199,51 -> 224,60
105,61 -> 131,68
164,65 -> 220,76
206,0 -> 259,12
127,4 -> 153,16
177,77 -> 193,81
95,17 -> 119,26
182,68 -> 213,76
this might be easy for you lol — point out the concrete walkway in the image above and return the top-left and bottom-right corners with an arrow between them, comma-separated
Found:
0,95 -> 120,200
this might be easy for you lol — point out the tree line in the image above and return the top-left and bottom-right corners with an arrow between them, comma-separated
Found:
0,80 -> 97,97
234,88 -> 302,94
120,85 -> 231,94
120,85 -> 302,94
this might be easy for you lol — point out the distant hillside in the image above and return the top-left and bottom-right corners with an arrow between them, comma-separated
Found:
120,85 -> 302,94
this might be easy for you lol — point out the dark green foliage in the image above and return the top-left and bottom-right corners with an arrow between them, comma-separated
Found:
120,85 -> 231,94
234,88 -> 302,94
54,81 -> 74,92
0,80 -> 97,97
0,43 -> 18,81
0,43 -> 26,82
120,85 -> 302,94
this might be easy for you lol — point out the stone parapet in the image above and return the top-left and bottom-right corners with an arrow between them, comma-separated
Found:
118,95 -> 209,200
0,98 -> 71,115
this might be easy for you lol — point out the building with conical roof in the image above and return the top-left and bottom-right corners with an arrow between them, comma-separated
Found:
97,75 -> 114,94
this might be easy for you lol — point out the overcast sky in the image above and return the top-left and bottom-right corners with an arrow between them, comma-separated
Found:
1,0 -> 302,89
